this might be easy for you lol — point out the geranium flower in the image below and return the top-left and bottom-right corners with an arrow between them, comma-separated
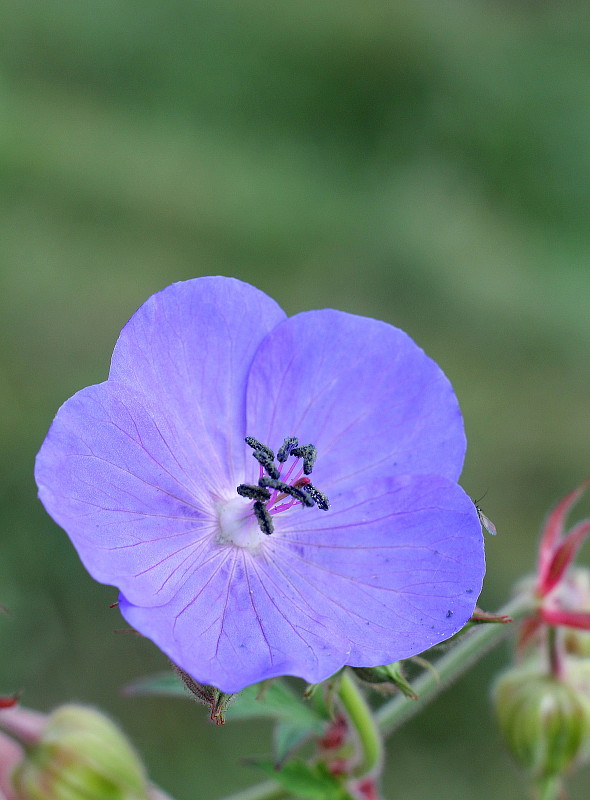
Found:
35,277 -> 485,693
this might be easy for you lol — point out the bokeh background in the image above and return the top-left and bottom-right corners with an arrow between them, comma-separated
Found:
1,1 -> 590,797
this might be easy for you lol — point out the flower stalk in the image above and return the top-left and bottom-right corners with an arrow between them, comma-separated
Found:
337,670 -> 383,777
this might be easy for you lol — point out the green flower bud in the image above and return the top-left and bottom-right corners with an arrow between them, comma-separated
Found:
352,663 -> 418,700
493,666 -> 590,780
12,705 -> 149,800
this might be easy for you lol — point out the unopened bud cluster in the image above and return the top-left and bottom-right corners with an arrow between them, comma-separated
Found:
494,569 -> 590,788
11,705 -> 149,800
494,667 -> 590,781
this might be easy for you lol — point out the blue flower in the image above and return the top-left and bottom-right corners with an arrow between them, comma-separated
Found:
35,277 -> 485,692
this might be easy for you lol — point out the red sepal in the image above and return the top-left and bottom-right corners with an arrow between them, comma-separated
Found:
541,520 -> 590,596
538,479 -> 590,592
540,608 -> 590,630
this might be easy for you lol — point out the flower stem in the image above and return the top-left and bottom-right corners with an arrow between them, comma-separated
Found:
533,775 -> 563,800
376,594 -> 533,736
338,669 -> 383,776
547,626 -> 564,680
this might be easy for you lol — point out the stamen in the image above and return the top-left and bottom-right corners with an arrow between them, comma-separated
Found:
236,484 -> 271,502
291,444 -> 317,475
303,483 -> 330,511
277,437 -> 298,463
237,435 -> 329,536
259,476 -> 315,507
253,501 -> 274,535
279,455 -> 301,485
244,436 -> 274,460
251,449 -> 280,479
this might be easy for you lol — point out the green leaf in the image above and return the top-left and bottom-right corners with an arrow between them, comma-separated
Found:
122,671 -> 187,697
255,759 -> 353,800
226,680 -> 323,728
273,720 -> 316,765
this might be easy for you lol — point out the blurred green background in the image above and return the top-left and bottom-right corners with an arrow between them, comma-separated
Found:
1,0 -> 590,797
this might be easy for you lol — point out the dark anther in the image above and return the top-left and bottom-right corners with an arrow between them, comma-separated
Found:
239,435 -> 328,533
277,436 -> 298,463
244,436 -> 274,460
259,476 -> 315,507
253,501 -> 274,535
291,444 -> 317,475
237,484 -> 271,502
251,449 -> 280,479
303,483 -> 330,511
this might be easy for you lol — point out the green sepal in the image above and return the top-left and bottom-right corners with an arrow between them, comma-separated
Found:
123,669 -> 234,723
352,662 -> 418,700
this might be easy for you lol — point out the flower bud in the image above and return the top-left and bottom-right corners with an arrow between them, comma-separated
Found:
11,705 -> 149,800
352,663 -> 418,700
493,666 -> 590,780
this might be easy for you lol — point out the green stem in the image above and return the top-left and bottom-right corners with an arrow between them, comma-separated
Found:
533,775 -> 563,800
547,626 -> 564,680
376,593 -> 532,736
338,669 -> 383,776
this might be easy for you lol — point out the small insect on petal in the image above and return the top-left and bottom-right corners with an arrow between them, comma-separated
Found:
475,504 -> 497,535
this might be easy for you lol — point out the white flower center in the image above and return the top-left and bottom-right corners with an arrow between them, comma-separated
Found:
216,497 -> 265,552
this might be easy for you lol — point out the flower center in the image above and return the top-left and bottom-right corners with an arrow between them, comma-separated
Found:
236,436 -> 330,535
216,497 -> 262,550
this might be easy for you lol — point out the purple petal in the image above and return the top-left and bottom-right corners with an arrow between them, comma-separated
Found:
109,277 -> 286,486
35,381 -> 223,606
274,473 -> 484,666
245,310 -> 466,491
119,553 -> 350,693
118,475 -> 483,692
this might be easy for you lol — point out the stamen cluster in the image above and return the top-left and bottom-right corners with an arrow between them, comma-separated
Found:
237,436 -> 329,535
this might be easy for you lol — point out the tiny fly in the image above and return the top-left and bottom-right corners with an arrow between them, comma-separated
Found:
473,495 -> 497,536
